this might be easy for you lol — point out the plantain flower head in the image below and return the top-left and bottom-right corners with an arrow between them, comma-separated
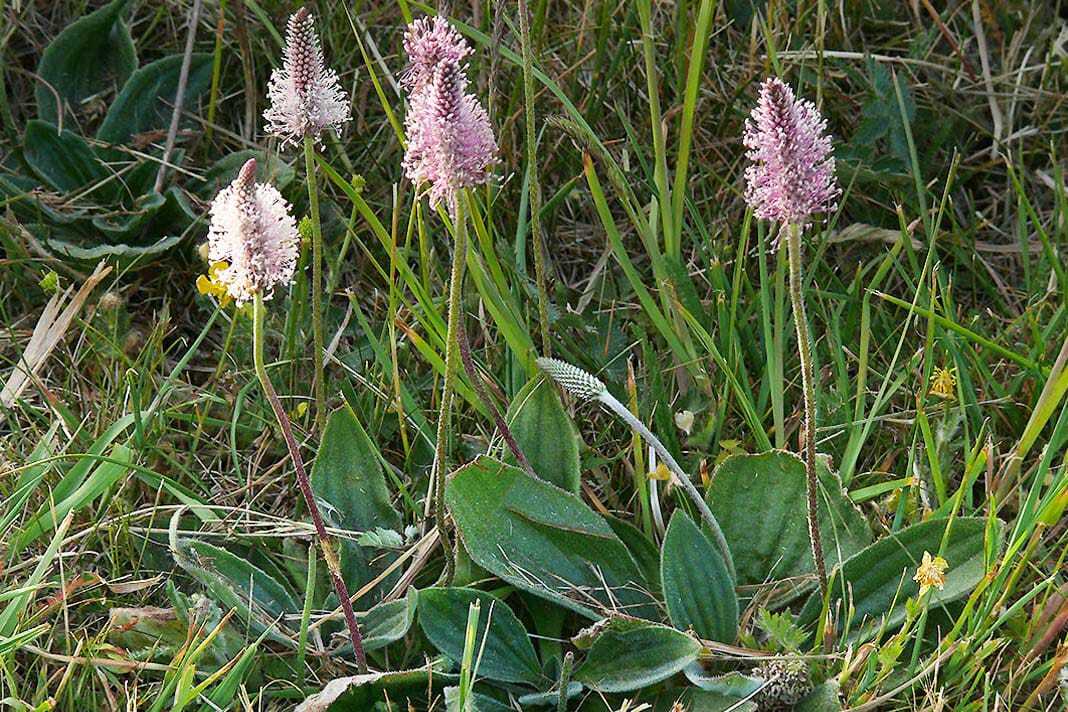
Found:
402,16 -> 471,92
264,8 -> 349,147
401,16 -> 497,211
743,77 -> 839,226
206,159 -> 299,304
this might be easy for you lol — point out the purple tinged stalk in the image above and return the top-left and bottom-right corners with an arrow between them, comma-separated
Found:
207,157 -> 369,669
743,78 -> 840,604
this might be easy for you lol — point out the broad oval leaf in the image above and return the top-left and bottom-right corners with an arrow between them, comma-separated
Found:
45,234 -> 182,261
661,511 -> 738,642
574,618 -> 701,693
799,517 -> 999,642
796,681 -> 843,711
360,588 -> 418,652
97,54 -> 213,145
35,0 -> 137,124
295,661 -> 456,712
606,515 -> 662,595
444,686 -> 515,712
706,451 -> 871,587
419,587 -> 542,685
311,405 -> 402,609
683,665 -> 763,697
23,120 -> 107,193
445,456 -> 657,620
685,690 -> 759,712
172,538 -> 300,645
505,375 -> 582,492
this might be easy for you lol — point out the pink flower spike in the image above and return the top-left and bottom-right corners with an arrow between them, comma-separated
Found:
264,8 -> 349,147
402,16 -> 471,93
743,77 -> 840,226
401,18 -> 497,210
207,158 -> 300,304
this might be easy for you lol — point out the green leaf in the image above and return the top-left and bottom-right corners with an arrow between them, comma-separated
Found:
91,192 -> 167,240
97,54 -> 213,145
574,618 -> 701,693
419,588 -> 542,685
171,538 -> 300,646
799,517 -> 1000,642
360,588 -> 418,652
295,662 -> 456,712
23,120 -> 107,192
685,689 -> 758,712
45,234 -> 182,262
311,405 -> 402,608
444,687 -> 515,712
505,375 -> 582,492
35,0 -> 136,124
796,681 -> 843,711
661,512 -> 738,642
606,516 -> 662,595
446,456 -> 657,620
706,451 -> 871,587
683,666 -> 763,697
13,444 -> 132,556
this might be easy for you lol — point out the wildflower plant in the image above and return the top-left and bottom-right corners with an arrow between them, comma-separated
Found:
744,77 -> 840,600
264,7 -> 350,430
205,158 -> 369,672
401,15 -> 496,583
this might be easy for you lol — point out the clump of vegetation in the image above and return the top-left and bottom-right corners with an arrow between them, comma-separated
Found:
2,1 -> 1067,710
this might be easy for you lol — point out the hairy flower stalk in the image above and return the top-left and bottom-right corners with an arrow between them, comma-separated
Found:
265,7 -> 349,432
744,78 -> 840,601
518,0 -> 552,355
209,159 -> 368,672
537,357 -> 736,581
402,16 -> 497,584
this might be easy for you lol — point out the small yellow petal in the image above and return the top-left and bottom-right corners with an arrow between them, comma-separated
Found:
196,274 -> 214,296
928,366 -> 957,400
649,463 -> 672,481
913,551 -> 949,594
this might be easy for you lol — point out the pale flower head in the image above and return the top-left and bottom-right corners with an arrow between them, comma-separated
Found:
743,77 -> 840,226
206,158 -> 299,304
913,551 -> 949,595
401,17 -> 497,211
402,16 -> 470,92
264,7 -> 349,147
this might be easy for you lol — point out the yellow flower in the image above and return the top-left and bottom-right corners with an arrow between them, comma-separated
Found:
913,551 -> 948,595
196,261 -> 232,305
928,366 -> 956,400
648,462 -> 672,481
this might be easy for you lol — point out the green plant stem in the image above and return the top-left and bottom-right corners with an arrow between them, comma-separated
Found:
458,600 -> 481,710
785,222 -> 828,601
432,195 -> 469,585
303,134 -> 326,434
557,651 -> 574,712
297,540 -> 316,687
252,294 -> 367,673
518,0 -> 552,355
